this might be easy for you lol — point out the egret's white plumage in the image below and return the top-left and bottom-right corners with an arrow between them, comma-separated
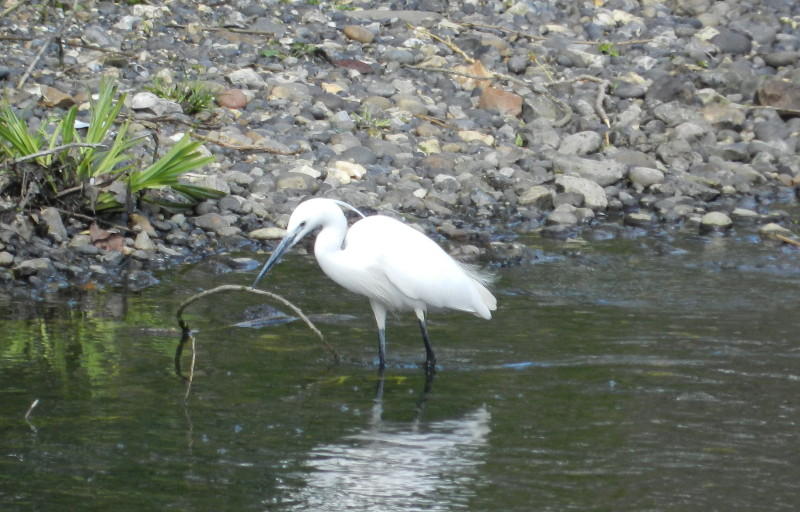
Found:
252,198 -> 497,370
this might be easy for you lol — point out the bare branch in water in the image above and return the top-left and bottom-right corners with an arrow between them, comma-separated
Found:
175,285 -> 338,401
24,399 -> 40,432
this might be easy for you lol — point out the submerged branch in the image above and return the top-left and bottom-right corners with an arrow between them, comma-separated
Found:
175,285 -> 338,394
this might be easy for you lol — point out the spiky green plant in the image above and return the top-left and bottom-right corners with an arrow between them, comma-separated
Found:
0,78 -> 218,212
145,77 -> 215,115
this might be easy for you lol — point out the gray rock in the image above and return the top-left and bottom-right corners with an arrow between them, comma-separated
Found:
14,258 -> 54,278
629,167 -> 665,190
365,80 -> 397,97
331,111 -> 356,131
227,68 -> 266,88
731,207 -> 760,223
386,49 -> 415,65
555,175 -> 608,209
550,153 -> 625,187
269,83 -> 311,102
558,131 -> 602,156
275,172 -> 319,193
624,212 -> 656,227
546,208 -> 579,226
753,120 -> 789,142
762,51 -> 799,68
612,81 -> 648,98
517,185 -> 553,210
134,231 -> 157,251
507,54 -> 529,74
759,223 -> 792,236
130,92 -> 182,115
194,213 -> 231,231
699,211 -> 733,233
40,207 -> 68,242
82,25 -> 122,49
711,28 -> 752,55
672,172 -> 722,201
656,139 -> 700,172
0,251 -> 13,267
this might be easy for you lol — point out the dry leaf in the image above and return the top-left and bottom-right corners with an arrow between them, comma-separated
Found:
453,61 -> 492,91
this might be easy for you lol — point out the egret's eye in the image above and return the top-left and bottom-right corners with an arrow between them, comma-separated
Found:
298,221 -> 307,229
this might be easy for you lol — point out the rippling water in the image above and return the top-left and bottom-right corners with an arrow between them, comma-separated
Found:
1,228 -> 798,511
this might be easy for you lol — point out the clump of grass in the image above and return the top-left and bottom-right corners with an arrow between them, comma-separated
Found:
0,78 -> 219,212
145,77 -> 215,115
353,107 -> 391,137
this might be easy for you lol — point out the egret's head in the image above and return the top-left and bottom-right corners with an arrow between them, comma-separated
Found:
252,198 -> 361,288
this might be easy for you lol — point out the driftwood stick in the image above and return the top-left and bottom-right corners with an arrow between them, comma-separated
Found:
11,143 -> 107,164
772,233 -> 800,247
175,284 -> 338,378
190,133 -> 305,155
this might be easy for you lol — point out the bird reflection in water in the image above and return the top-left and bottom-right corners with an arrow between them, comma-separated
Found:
276,370 -> 491,511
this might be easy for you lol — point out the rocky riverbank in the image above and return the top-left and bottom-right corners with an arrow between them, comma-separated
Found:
1,0 -> 800,297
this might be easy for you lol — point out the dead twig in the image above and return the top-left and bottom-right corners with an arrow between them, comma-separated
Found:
0,1 -> 24,19
53,208 -> 133,233
557,75 -> 612,143
412,113 -> 459,130
175,285 -> 338,397
165,23 -> 281,37
190,133 -> 305,155
24,398 -> 40,422
24,398 -> 40,432
459,21 -> 546,41
17,0 -> 79,89
771,233 -> 800,247
11,143 -> 107,164
412,25 -> 475,63
0,35 -> 136,57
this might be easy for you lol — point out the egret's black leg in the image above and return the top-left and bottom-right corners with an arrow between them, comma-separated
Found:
418,319 -> 436,372
377,328 -> 387,368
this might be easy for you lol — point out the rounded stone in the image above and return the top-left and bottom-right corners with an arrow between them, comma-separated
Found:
217,88 -> 248,109
699,211 -> 733,233
343,25 -> 374,43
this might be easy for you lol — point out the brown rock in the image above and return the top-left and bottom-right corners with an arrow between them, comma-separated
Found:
40,86 -> 75,108
453,61 -> 492,90
756,79 -> 800,117
217,88 -> 248,109
478,86 -> 523,117
343,25 -> 374,43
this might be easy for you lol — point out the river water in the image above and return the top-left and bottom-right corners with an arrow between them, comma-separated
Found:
1,225 -> 798,511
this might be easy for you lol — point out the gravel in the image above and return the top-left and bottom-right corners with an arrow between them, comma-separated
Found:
1,0 -> 800,296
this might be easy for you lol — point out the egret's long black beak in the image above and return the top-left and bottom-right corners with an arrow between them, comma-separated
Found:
251,228 -> 301,288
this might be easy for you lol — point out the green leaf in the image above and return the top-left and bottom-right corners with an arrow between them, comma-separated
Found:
127,135 -> 214,193
171,183 -> 226,200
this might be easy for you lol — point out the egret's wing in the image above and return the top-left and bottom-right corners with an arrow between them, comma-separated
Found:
359,218 -> 495,318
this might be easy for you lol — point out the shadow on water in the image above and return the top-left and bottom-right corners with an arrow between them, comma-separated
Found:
1,228 -> 800,511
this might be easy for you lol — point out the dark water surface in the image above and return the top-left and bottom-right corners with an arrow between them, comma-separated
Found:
1,229 -> 798,511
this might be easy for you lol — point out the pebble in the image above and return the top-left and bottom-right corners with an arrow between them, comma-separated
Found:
217,88 -> 248,109
343,25 -> 374,44
699,211 -> 733,233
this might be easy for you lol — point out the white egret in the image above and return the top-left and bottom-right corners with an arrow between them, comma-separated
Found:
252,198 -> 497,370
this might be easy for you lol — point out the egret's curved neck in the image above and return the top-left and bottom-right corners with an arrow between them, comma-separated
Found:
313,207 -> 349,259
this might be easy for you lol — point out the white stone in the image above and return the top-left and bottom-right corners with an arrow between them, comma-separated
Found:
249,227 -> 287,240
332,161 -> 367,179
